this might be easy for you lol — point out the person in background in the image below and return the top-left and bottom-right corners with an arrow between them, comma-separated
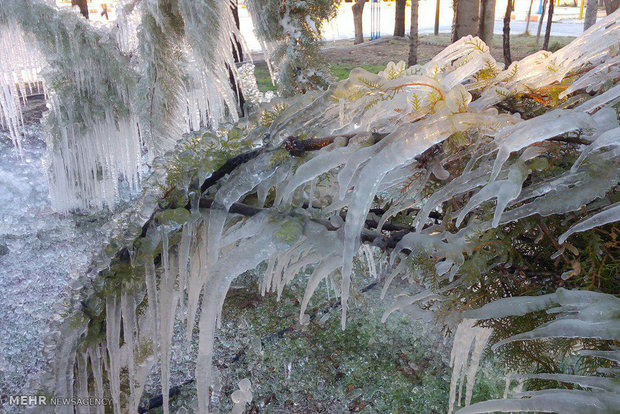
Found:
101,3 -> 109,20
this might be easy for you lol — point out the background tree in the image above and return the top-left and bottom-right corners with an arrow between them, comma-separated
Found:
71,0 -> 88,19
478,0 -> 496,47
353,0 -> 366,44
584,0 -> 598,30
503,0 -> 512,64
435,0 -> 441,35
408,0 -> 419,65
543,0 -> 555,50
536,0 -> 548,44
603,0 -> 619,14
394,0 -> 407,36
452,0 -> 481,42
524,0 -> 534,34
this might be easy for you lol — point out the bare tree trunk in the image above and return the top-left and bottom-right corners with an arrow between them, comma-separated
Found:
408,0 -> 420,66
72,0 -> 89,19
230,0 -> 245,116
584,0 -> 598,30
435,0 -> 441,35
478,0 -> 496,48
394,0 -> 407,37
503,0 -> 512,65
603,0 -> 620,13
543,0 -> 555,50
524,0 -> 535,34
536,0 -> 548,44
353,0 -> 366,45
452,0 -> 482,42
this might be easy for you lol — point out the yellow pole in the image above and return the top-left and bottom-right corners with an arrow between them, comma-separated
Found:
579,0 -> 585,19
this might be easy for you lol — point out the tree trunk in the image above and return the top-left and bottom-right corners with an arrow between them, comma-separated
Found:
353,0 -> 366,45
71,0 -> 89,19
524,0 -> 534,34
584,0 -> 598,30
543,0 -> 554,50
435,0 -> 441,35
503,0 -> 512,65
229,0 -> 245,116
536,0 -> 547,44
603,0 -> 619,13
408,0 -> 420,66
452,0 -> 481,43
394,0 -> 407,37
478,0 -> 496,48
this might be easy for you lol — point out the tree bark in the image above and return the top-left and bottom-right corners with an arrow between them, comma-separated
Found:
584,0 -> 598,30
478,0 -> 496,48
603,0 -> 619,14
503,0 -> 512,66
543,0 -> 555,50
452,0 -> 481,43
408,0 -> 420,66
536,0 -> 547,44
71,0 -> 89,19
524,0 -> 534,34
394,0 -> 407,37
353,0 -> 366,45
230,0 -> 245,116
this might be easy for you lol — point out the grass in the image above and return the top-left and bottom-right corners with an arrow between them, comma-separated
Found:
254,61 -> 386,92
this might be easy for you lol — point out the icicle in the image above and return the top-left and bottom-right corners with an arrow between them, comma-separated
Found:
88,345 -> 105,414
121,288 -> 139,412
0,21 -> 45,153
299,254 -> 341,321
158,232 -> 180,414
448,319 -> 493,414
361,244 -> 377,279
105,294 -> 122,413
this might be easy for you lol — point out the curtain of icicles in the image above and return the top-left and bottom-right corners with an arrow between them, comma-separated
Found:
0,0 -> 244,212
35,10 -> 620,414
0,21 -> 45,155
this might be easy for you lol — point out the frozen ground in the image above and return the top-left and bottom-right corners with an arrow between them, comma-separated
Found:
0,101 -> 110,396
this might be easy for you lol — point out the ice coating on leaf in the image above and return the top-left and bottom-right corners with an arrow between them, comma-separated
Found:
559,202 -> 620,244
576,83 -> 620,114
560,56 -> 620,98
490,110 -> 595,181
572,126 -> 620,171
466,288 -> 620,349
279,143 -> 354,205
500,150 -> 620,224
514,373 -> 619,393
457,162 -> 529,228
341,111 -> 504,327
207,153 -> 276,264
455,389 -> 620,414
